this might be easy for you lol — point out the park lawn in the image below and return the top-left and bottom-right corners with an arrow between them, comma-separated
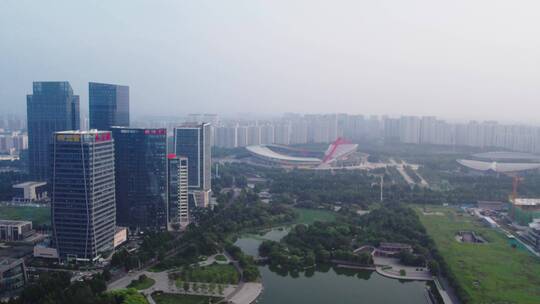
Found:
107,288 -> 149,304
127,276 -> 155,290
214,254 -> 227,262
176,264 -> 239,285
293,208 -> 336,225
0,205 -> 50,226
417,206 -> 540,304
152,293 -> 221,304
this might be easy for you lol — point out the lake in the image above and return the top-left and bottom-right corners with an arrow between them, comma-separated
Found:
234,227 -> 431,304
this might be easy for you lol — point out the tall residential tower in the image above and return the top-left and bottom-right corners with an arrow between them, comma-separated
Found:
27,82 -> 80,181
167,154 -> 189,229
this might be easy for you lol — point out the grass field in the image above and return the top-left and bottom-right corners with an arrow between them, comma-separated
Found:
214,254 -> 227,262
127,276 -> 156,290
152,293 -> 221,304
0,205 -> 50,226
293,208 -> 336,225
176,264 -> 239,284
417,206 -> 540,303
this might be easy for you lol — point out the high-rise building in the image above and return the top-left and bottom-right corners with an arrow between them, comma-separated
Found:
260,124 -> 275,145
290,120 -> 308,144
174,123 -> 211,208
274,122 -> 291,145
111,127 -> 168,230
167,154 -> 189,229
383,117 -> 400,142
247,125 -> 261,146
420,116 -> 437,144
51,130 -> 115,261
27,82 -> 80,181
236,126 -> 248,147
215,125 -> 237,148
89,82 -> 130,130
399,116 -> 421,144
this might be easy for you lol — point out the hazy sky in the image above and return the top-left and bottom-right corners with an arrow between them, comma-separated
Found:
1,0 -> 539,122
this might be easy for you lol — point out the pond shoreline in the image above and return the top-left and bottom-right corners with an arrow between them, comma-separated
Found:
235,227 -> 432,304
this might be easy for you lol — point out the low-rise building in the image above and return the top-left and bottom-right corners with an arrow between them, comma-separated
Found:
33,244 -> 59,259
374,242 -> 413,257
12,181 -> 48,203
0,258 -> 27,295
523,219 -> 540,251
114,227 -> 128,248
0,220 -> 33,241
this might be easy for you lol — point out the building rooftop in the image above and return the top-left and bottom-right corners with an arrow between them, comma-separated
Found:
13,181 -> 46,188
177,122 -> 211,128
246,145 -> 322,164
55,130 -> 112,143
514,198 -> 540,206
0,220 -> 32,226
56,130 -> 113,136
379,242 -> 412,248
457,159 -> 540,173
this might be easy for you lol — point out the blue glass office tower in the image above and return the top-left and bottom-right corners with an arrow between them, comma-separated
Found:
112,127 -> 168,230
89,82 -> 130,130
174,123 -> 211,208
51,130 -> 115,262
27,82 -> 80,181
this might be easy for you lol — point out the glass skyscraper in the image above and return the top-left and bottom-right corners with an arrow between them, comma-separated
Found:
112,127 -> 168,230
51,130 -> 115,261
89,82 -> 129,130
174,123 -> 212,208
27,82 -> 80,181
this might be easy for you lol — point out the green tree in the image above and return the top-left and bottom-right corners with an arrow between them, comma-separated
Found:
428,260 -> 440,276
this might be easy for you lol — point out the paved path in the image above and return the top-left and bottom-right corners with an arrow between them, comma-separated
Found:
373,256 -> 456,304
390,158 -> 415,185
433,277 -> 457,304
108,251 -> 263,304
199,253 -> 231,266
373,256 -> 432,281
228,282 -> 263,304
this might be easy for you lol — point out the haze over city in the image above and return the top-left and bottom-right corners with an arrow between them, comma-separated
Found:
1,0 -> 540,123
4,1 -> 540,304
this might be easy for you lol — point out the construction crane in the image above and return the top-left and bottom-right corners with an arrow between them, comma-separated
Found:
512,175 -> 524,203
508,172 -> 525,220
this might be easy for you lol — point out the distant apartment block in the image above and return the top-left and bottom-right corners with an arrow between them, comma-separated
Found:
211,113 -> 540,154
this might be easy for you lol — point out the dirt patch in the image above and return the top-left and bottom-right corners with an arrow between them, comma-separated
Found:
455,231 -> 487,244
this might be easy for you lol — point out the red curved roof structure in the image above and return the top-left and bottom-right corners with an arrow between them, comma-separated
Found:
322,137 -> 357,163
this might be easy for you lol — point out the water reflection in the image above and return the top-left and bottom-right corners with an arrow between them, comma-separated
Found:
235,228 -> 429,304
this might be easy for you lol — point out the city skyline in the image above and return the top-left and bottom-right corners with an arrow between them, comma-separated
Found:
1,1 -> 540,123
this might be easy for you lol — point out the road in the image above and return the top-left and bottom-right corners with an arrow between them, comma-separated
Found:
389,158 -> 415,185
